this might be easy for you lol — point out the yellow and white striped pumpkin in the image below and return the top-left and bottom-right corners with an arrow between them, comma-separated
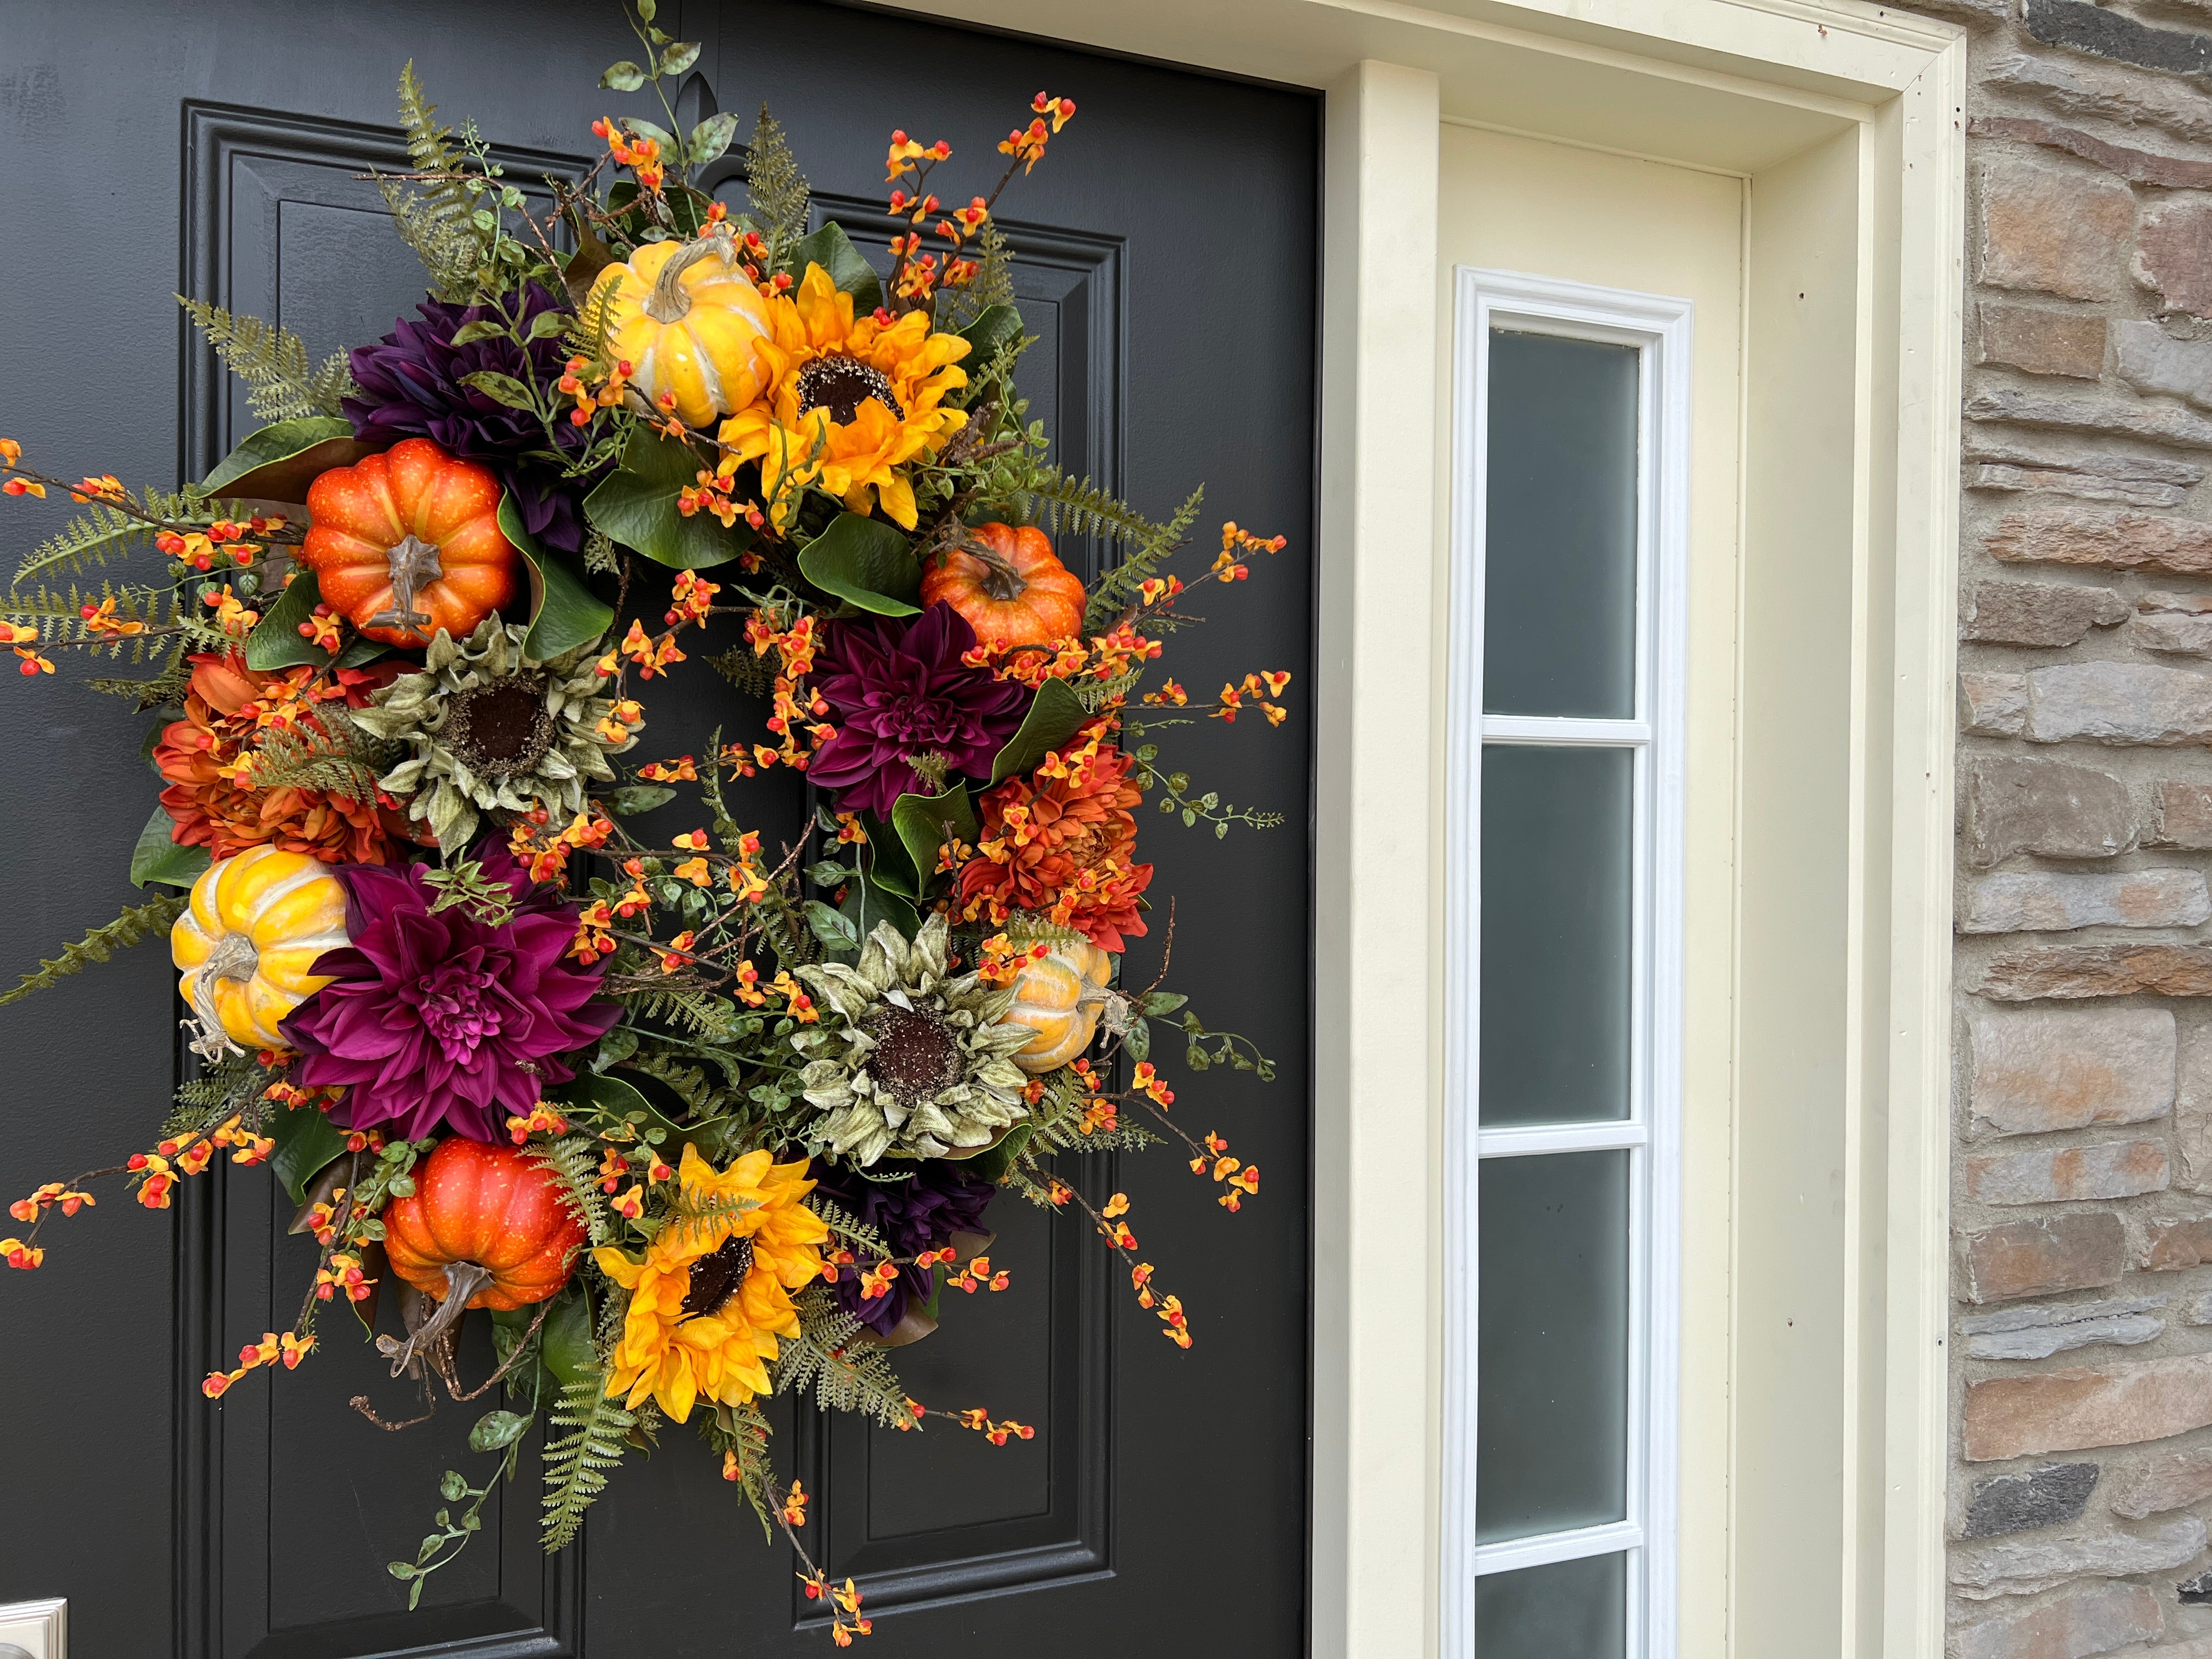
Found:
171,846 -> 350,1049
1001,938 -> 1115,1074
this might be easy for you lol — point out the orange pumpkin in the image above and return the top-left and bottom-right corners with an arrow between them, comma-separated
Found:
302,438 -> 522,648
381,1138 -> 583,1314
919,522 -> 1086,647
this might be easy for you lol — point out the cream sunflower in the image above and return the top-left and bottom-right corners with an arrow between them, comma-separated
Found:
715,263 -> 972,529
592,1145 -> 828,1423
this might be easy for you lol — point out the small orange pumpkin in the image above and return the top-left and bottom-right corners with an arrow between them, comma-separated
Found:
382,1138 -> 583,1313
919,522 -> 1086,647
302,438 -> 522,648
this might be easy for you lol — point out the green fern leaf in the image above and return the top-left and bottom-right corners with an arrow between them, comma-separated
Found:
177,298 -> 355,420
744,104 -> 810,267
540,1376 -> 633,1551
526,1135 -> 612,1247
0,894 -> 187,1008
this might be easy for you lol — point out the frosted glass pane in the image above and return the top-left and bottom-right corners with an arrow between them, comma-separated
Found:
1479,745 -> 1633,1125
1474,1552 -> 1627,1659
1484,329 -> 1639,719
1476,1151 -> 1630,1542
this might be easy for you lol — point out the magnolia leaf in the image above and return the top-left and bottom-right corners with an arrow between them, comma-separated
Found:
890,785 -> 977,895
781,222 -> 884,314
607,785 -> 676,816
269,1097 -> 348,1204
797,512 -> 920,615
958,303 -> 1025,367
990,678 -> 1090,785
460,370 -> 534,411
129,803 -> 209,890
469,1409 -> 533,1452
839,874 -> 918,951
963,1121 -> 1034,1184
499,493 -> 614,658
195,416 -> 368,504
244,567 -> 333,670
584,428 -> 749,569
601,60 -> 646,91
687,111 -> 741,167
862,814 -> 919,899
553,1071 -> 709,1165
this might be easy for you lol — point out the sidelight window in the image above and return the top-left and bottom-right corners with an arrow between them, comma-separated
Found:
1442,272 -> 1691,1659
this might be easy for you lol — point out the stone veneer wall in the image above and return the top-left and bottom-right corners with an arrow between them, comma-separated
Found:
1929,0 -> 2212,1650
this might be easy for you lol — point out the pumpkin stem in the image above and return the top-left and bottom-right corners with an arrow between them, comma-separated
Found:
184,931 -> 260,1062
376,1259 -> 494,1379
641,223 -> 738,324
961,538 -> 1028,603
365,533 -> 443,637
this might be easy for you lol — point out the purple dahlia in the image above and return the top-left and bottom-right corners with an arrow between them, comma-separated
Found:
280,844 -> 619,1142
344,282 -> 593,551
807,1158 -> 997,1335
809,603 -> 1031,818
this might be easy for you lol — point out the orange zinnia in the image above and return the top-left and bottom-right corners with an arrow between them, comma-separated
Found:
956,729 -> 1153,952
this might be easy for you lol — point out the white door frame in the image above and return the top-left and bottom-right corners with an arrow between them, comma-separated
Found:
894,3 -> 1967,1654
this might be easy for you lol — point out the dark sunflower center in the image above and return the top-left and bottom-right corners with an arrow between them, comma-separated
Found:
444,677 -> 554,775
868,1004 -> 963,1107
678,1232 -> 756,1323
797,355 -> 905,425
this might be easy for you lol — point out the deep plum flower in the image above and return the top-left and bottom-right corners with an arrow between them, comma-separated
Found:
281,844 -> 618,1141
808,603 -> 1030,817
806,1157 -> 997,1335
345,283 -> 592,551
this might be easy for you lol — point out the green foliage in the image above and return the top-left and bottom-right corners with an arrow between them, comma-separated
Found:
803,1194 -> 891,1259
743,104 -> 810,269
0,580 -> 226,659
165,1051 -> 264,1139
86,640 -> 191,708
706,1401 -> 777,1541
241,704 -> 391,800
13,491 -> 197,585
388,1438 -> 522,1610
582,528 -> 620,577
0,894 -> 187,1008
177,297 -> 354,421
936,222 -> 1013,335
527,1134 -> 612,1248
705,641 -> 776,697
776,1286 -> 912,1427
1081,486 -> 1204,630
378,63 -> 483,302
540,1375 -> 634,1550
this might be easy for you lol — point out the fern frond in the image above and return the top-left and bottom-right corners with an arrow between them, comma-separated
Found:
13,490 -> 195,584
744,104 -> 810,267
705,642 -> 776,698
582,528 -> 619,576
663,1189 -> 766,1254
803,1195 -> 891,1259
705,1401 -> 777,1541
376,177 -> 480,303
540,1375 -> 633,1551
0,581 -> 224,658
624,987 -> 742,1043
775,1286 -> 912,1426
86,641 -> 191,708
177,297 -> 354,420
0,894 -> 188,1008
1082,485 -> 1204,631
238,706 -> 390,800
938,222 -> 1013,334
526,1135 -> 611,1247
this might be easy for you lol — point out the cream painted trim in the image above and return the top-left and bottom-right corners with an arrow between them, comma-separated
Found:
884,2 -> 1965,1655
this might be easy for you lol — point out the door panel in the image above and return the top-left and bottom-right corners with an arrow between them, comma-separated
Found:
0,3 -> 1315,1654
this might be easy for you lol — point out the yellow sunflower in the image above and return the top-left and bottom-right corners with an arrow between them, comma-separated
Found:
591,1144 -> 828,1422
716,263 -> 972,529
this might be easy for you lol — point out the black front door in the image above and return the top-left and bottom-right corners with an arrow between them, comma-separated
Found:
0,4 -> 1316,1654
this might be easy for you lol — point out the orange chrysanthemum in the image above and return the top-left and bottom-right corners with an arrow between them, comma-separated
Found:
154,651 -> 400,865
955,725 -> 1153,952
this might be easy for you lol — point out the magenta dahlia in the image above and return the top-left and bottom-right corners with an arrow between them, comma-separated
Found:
280,845 -> 618,1142
809,603 -> 1031,817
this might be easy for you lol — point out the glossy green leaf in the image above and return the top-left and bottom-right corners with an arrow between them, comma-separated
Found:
601,60 -> 646,91
243,567 -> 330,670
499,493 -> 615,658
194,416 -> 367,503
782,222 -> 884,315
990,677 -> 1090,785
890,785 -> 977,896
963,1121 -> 1033,1186
129,802 -> 209,890
607,785 -> 676,816
584,428 -> 750,570
797,512 -> 920,615
840,874 -> 918,949
958,303 -> 1026,367
269,1097 -> 348,1204
469,1409 -> 533,1452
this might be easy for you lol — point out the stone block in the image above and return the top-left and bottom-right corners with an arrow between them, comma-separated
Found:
1989,503 -> 2212,574
1980,303 -> 2109,381
1967,442 -> 2200,508
1957,1214 -> 2129,1303
1947,1579 -> 2162,1658
2176,1026 -> 2212,1190
1973,943 -> 2212,999
1968,1007 -> 2176,1133
1965,673 -> 2032,736
2138,197 -> 2212,319
1959,870 -> 2212,933
2112,1447 -> 2212,1518
1951,1515 -> 2206,1596
2186,1287 -> 2212,1322
2117,319 -> 2212,408
1962,757 -> 2135,866
1976,114 -> 2212,190
1965,580 -> 2129,647
1963,1353 -> 2212,1460
2025,661 -> 2212,743
1962,1463 -> 2102,1539
1986,52 -> 2212,148
1959,1296 -> 2166,1358
2024,0 -> 2212,80
1962,1140 -> 2171,1205
2134,591 -> 2212,657
1979,157 -> 2136,302
2152,779 -> 2212,848
1966,387 -> 2212,451
2143,1215 -> 2212,1268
